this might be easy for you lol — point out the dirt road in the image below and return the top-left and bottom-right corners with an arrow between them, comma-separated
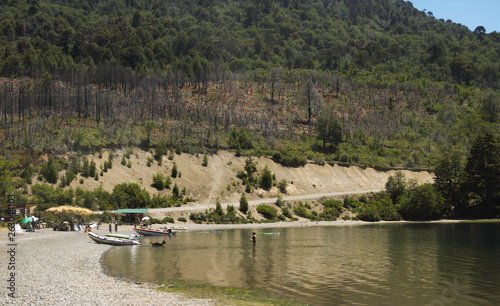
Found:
147,188 -> 381,218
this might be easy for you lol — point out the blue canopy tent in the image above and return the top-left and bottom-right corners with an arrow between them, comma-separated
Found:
114,209 -> 149,224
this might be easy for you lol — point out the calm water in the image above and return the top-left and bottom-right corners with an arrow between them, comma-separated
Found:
103,223 -> 500,305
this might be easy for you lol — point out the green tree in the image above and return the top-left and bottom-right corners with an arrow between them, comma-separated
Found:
112,183 -> 150,209
385,171 -> 416,204
316,112 -> 342,148
260,165 -> 273,190
434,150 -> 464,216
239,193 -> 249,214
152,172 -> 166,190
229,128 -> 254,150
172,184 -> 180,198
215,199 -> 224,216
171,162 -> 178,178
399,184 -> 446,220
462,132 -> 500,217
481,91 -> 500,123
41,156 -> 59,184
0,158 -> 16,201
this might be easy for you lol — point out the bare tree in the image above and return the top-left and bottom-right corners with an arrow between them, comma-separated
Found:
302,80 -> 323,124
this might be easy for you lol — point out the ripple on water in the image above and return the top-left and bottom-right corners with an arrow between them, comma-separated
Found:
103,223 -> 500,305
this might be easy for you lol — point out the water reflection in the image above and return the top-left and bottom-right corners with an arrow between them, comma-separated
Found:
103,223 -> 500,305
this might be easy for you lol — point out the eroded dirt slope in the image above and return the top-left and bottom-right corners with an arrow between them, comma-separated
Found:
64,149 -> 433,205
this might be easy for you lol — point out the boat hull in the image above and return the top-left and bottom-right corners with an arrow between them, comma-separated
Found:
105,234 -> 141,240
134,227 -> 172,236
88,232 -> 140,245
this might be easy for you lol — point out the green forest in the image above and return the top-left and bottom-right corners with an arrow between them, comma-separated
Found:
0,0 -> 499,220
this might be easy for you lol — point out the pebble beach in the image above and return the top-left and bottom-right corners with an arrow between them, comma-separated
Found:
0,226 -> 214,305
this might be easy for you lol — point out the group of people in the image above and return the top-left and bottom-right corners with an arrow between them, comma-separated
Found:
52,220 -> 91,232
108,218 -> 118,233
25,215 -> 37,232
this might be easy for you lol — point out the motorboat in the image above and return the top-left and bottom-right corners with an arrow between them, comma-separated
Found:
88,232 -> 140,245
133,227 -> 175,236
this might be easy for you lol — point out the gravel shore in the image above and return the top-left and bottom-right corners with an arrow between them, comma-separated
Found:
0,227 -> 214,305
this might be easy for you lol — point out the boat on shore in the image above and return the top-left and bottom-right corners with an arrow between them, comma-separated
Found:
88,232 -> 141,245
134,227 -> 175,236
105,233 -> 141,240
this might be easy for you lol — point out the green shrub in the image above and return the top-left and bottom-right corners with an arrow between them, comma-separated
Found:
165,176 -> 172,189
152,172 -> 166,190
293,204 -> 315,220
357,205 -> 381,221
343,197 -> 361,208
162,217 -> 175,223
319,207 -> 340,220
275,194 -> 286,207
282,207 -> 292,218
322,199 -> 343,211
256,204 -> 278,219
178,217 -> 187,222
278,179 -> 288,193
273,152 -> 307,167
202,153 -> 208,167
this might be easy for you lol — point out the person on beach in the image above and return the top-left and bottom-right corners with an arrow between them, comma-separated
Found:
31,215 -> 36,232
114,218 -> 118,232
250,232 -> 257,244
109,220 -> 112,233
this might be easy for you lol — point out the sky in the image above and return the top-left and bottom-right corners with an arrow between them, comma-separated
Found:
407,0 -> 500,33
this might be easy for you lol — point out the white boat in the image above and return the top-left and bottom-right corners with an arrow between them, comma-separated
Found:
88,232 -> 140,245
104,233 -> 141,240
134,227 -> 174,236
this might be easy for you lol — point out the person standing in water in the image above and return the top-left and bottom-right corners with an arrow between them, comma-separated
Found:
250,232 -> 257,244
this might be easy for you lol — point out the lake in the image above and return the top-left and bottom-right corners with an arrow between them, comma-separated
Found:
103,222 -> 500,305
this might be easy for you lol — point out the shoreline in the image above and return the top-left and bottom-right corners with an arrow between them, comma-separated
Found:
0,227 -> 214,305
1,219 -> 497,304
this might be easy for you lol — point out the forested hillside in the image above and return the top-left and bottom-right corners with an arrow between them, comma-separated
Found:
0,0 -> 499,219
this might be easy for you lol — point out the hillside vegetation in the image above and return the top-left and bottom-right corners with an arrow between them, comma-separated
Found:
0,0 -> 499,220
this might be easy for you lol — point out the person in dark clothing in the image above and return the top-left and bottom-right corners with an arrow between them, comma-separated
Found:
250,232 -> 257,244
114,218 -> 118,232
109,220 -> 112,233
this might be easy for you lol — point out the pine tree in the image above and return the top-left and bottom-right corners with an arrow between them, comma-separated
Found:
239,193 -> 248,214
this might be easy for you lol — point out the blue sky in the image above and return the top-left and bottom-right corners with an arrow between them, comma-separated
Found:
407,0 -> 500,33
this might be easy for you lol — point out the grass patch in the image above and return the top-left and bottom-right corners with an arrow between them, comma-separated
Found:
157,279 -> 305,305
